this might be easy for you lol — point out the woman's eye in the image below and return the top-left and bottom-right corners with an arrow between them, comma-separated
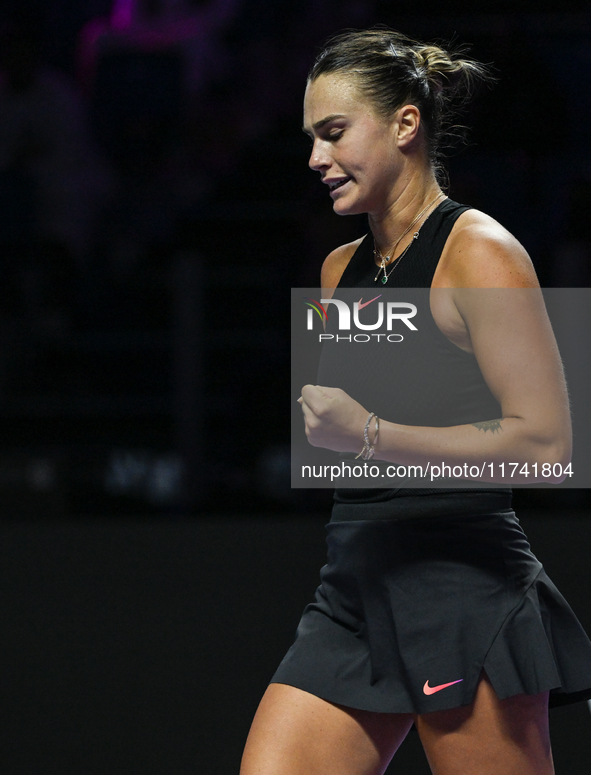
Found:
329,131 -> 343,141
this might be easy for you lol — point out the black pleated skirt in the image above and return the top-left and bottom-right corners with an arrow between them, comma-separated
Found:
271,508 -> 591,714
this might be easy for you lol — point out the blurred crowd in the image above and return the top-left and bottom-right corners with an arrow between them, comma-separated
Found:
0,1 -> 378,330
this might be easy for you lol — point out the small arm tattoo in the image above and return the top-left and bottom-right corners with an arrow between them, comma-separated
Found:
471,419 -> 503,434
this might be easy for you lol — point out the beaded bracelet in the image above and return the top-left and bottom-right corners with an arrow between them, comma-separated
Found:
355,412 -> 380,460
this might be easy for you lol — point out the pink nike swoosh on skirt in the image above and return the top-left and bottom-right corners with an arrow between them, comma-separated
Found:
423,679 -> 464,695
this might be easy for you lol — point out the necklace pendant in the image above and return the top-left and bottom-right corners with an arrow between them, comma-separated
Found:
381,275 -> 388,285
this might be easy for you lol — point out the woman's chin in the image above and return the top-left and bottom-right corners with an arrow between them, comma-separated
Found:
332,197 -> 365,217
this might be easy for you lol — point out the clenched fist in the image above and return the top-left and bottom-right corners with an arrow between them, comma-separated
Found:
298,385 -> 369,453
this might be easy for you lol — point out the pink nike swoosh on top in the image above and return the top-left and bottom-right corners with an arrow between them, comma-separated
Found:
356,295 -> 382,311
423,679 -> 464,695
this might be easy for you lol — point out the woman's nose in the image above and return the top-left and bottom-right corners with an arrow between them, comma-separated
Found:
308,139 -> 330,171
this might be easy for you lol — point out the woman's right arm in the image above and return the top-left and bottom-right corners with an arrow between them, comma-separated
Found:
320,237 -> 364,297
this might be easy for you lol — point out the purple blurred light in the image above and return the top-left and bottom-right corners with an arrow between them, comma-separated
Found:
110,0 -> 134,29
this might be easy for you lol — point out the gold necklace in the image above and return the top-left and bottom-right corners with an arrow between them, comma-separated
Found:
373,192 -> 445,285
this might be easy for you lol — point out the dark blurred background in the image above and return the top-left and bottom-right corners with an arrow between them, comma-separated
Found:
0,1 -> 590,772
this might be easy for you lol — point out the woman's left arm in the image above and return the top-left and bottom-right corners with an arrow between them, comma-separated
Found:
299,220 -> 572,483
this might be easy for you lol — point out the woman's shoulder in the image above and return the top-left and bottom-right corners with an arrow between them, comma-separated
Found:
437,207 -> 539,288
320,236 -> 366,293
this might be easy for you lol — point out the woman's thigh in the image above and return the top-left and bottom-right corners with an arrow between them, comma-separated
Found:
415,674 -> 553,775
240,682 -> 414,775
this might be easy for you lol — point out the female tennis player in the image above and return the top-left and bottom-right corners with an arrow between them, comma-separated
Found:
241,28 -> 591,775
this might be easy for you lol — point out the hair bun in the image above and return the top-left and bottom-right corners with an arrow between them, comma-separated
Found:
412,44 -> 486,94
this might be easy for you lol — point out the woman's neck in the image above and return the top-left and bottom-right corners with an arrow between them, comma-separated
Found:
369,172 -> 443,256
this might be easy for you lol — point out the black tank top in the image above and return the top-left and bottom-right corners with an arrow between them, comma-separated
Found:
318,198 -> 512,513
339,197 -> 468,287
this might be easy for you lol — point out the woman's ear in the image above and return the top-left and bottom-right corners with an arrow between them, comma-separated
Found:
393,104 -> 422,148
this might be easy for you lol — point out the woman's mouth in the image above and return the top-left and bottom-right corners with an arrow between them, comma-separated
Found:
328,177 -> 352,195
